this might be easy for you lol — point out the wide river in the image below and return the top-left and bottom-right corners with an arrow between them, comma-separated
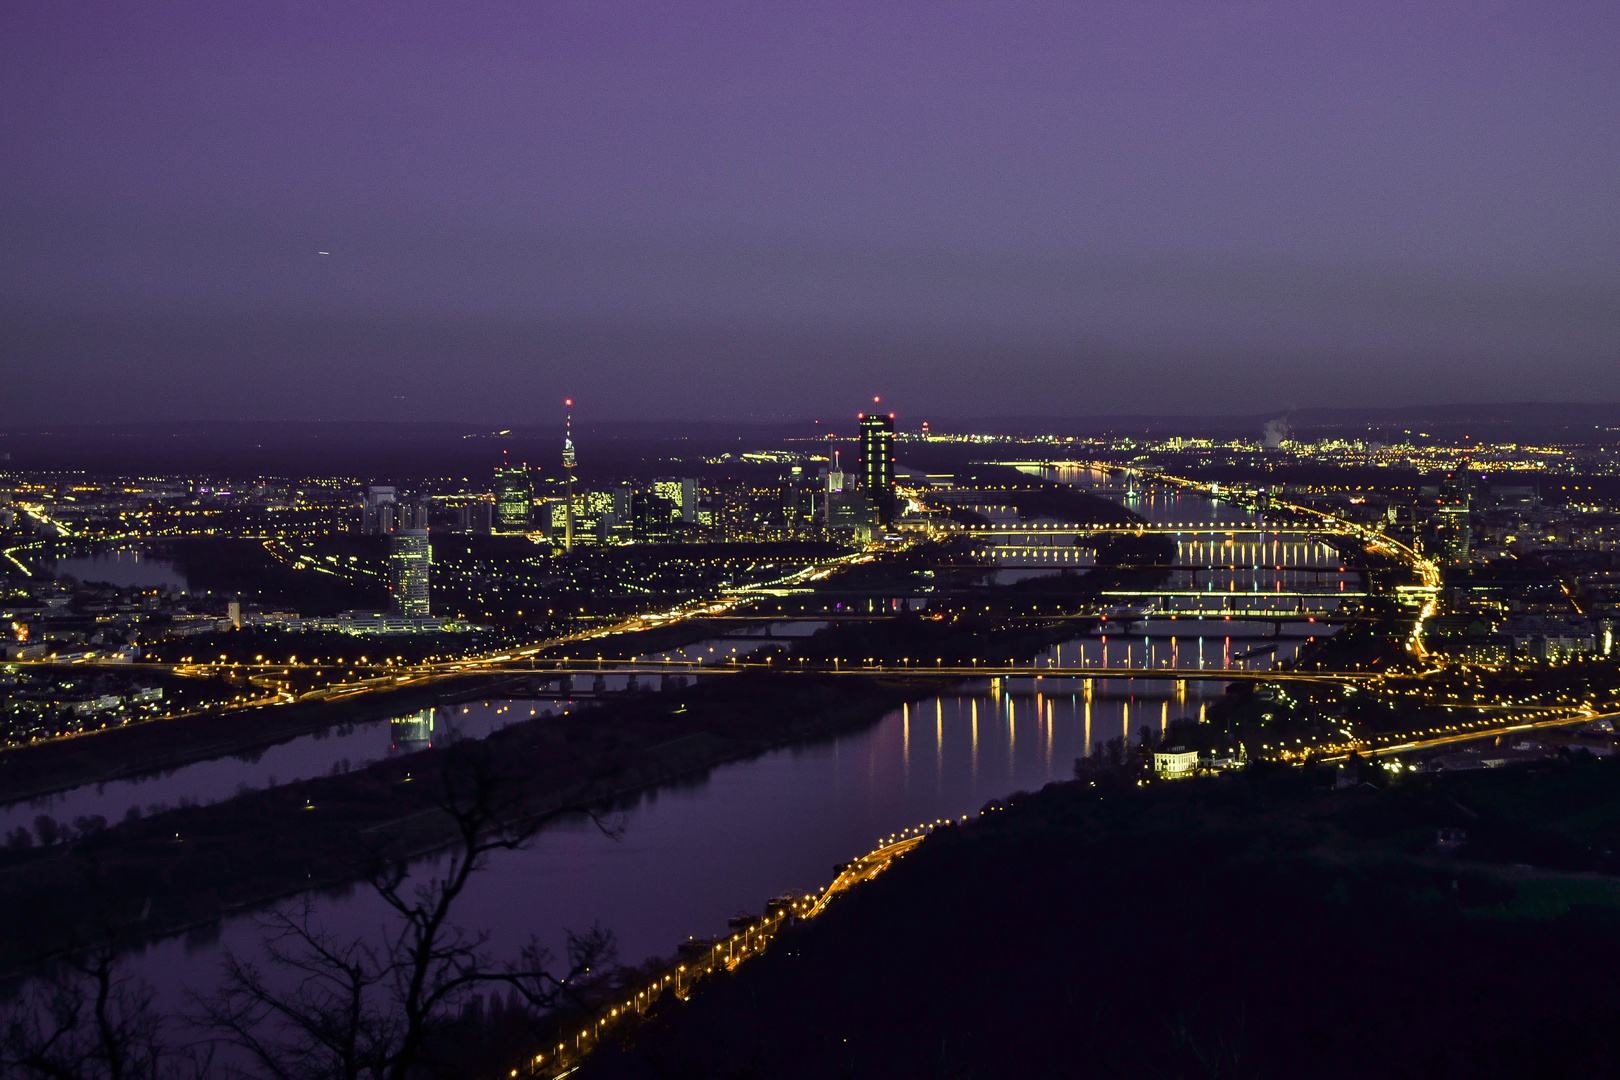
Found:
47,471 -> 1357,1023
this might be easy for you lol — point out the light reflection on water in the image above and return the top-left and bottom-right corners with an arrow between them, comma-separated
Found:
51,549 -> 189,591
0,700 -> 568,836
0,630 -> 801,834
125,677 -> 1253,1012
0,626 -> 1306,837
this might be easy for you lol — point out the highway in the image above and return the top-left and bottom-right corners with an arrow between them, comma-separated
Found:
1320,707 -> 1617,763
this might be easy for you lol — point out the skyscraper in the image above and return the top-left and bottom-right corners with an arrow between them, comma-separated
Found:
827,451 -> 845,495
362,485 -> 397,534
1435,504 -> 1471,569
389,529 -> 431,617
493,465 -> 532,533
858,411 -> 896,524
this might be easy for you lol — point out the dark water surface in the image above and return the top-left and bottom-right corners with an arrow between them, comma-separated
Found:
129,655 -> 1298,1012
52,549 -> 188,591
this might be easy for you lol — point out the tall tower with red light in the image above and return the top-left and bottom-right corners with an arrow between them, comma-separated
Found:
562,398 -> 576,553
857,396 -> 896,525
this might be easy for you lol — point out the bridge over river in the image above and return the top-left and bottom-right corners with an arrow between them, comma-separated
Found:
483,657 -> 1370,686
955,522 -> 1345,537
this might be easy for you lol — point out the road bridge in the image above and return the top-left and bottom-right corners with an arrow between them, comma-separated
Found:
482,658 -> 1369,685
957,524 -> 1342,537
1098,563 -> 1359,573
1098,589 -> 1366,599
18,655 -> 1367,685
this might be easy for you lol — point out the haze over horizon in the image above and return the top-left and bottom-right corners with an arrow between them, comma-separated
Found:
5,2 -> 1618,424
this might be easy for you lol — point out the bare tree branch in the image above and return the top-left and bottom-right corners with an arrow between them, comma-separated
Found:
198,745 -> 618,1080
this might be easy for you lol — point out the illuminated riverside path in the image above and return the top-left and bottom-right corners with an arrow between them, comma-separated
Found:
534,822 -> 941,1076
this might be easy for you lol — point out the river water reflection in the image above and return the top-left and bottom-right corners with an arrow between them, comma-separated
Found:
130,665 -> 1284,1011
0,625 -> 823,834
0,700 -> 571,837
52,549 -> 189,592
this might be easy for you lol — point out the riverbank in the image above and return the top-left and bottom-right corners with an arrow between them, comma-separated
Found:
581,756 -> 1620,1079
0,670 -> 527,807
0,672 -> 942,975
0,614 -> 792,808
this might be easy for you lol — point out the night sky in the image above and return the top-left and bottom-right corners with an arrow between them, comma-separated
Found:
4,2 -> 1617,425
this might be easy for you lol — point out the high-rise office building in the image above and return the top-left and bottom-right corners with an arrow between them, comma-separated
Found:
453,498 -> 494,533
398,501 -> 428,531
362,485 -> 397,534
857,411 -> 896,523
678,478 -> 699,523
647,478 -> 699,525
827,451 -> 845,495
1435,504 -> 1471,569
494,466 -> 532,533
389,529 -> 431,617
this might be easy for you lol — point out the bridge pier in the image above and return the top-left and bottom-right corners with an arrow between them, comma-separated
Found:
592,674 -> 607,694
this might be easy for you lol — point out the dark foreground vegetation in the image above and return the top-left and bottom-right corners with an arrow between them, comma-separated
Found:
583,755 -> 1620,1079
0,672 -> 927,975
2,747 -> 622,1080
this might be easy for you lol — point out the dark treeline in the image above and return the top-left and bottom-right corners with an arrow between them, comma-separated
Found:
935,464 -> 1136,524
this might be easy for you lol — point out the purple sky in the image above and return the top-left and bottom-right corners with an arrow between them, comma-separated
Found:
3,2 -> 1618,424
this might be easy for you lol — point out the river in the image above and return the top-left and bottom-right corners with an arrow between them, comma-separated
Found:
0,623 -> 828,837
52,548 -> 189,592
124,661 -> 1295,1015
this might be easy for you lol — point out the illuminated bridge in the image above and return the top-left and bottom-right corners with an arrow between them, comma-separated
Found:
21,656 -> 1371,686
953,523 -> 1344,537
1097,590 -> 1366,599
482,658 -> 1370,686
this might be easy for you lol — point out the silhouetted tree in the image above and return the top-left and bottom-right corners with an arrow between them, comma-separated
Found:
34,815 -> 62,847
0,945 -> 206,1080
196,747 -> 617,1080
